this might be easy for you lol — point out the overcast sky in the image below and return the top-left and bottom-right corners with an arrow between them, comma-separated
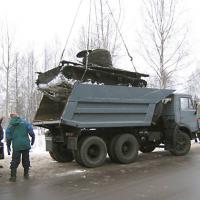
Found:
0,0 -> 200,90
0,0 -> 142,52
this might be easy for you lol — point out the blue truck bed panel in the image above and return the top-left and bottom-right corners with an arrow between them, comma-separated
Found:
60,83 -> 174,128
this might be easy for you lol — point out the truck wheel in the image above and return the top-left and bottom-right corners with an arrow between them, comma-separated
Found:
73,150 -> 83,165
108,135 -> 120,163
49,151 -> 56,160
80,136 -> 107,168
114,134 -> 139,164
140,144 -> 156,153
73,136 -> 86,166
170,131 -> 191,156
52,143 -> 74,162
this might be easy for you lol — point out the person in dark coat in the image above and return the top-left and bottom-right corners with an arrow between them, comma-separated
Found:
0,117 -> 3,139
6,113 -> 35,182
0,117 -> 3,141
0,117 -> 4,175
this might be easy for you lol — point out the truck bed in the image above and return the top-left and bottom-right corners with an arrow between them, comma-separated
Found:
33,83 -> 174,128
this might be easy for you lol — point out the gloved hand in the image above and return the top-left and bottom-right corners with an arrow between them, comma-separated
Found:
6,139 -> 11,155
7,147 -> 11,155
31,138 -> 35,146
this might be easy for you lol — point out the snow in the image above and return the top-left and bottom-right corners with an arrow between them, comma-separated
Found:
30,128 -> 46,154
82,80 -> 104,85
38,73 -> 76,90
63,76 -> 77,86
55,169 -> 86,177
38,73 -> 64,89
38,71 -> 106,92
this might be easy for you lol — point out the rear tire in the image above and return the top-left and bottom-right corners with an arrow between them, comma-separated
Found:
52,143 -> 74,162
107,135 -> 120,163
79,136 -> 107,168
170,130 -> 191,156
114,134 -> 139,164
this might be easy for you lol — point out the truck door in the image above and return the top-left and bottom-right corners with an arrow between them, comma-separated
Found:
179,97 -> 198,132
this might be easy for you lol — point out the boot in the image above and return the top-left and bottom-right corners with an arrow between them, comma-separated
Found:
9,168 -> 17,182
24,168 -> 29,179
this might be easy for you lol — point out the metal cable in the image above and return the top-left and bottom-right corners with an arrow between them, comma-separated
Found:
60,0 -> 84,62
81,0 -> 92,81
106,0 -> 138,72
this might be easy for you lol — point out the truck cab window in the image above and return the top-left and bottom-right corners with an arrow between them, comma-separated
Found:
181,98 -> 194,110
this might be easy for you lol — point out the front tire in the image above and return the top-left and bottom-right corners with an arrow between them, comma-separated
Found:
170,130 -> 191,156
52,143 -> 74,162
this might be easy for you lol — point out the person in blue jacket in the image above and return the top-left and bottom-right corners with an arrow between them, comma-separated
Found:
6,113 -> 35,182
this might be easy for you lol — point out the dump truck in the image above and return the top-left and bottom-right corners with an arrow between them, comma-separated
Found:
33,82 -> 199,168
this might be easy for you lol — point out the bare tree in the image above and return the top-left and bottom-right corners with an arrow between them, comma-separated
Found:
69,0 -> 122,65
13,53 -> 20,114
186,68 -> 200,100
26,51 -> 36,120
44,47 -> 52,71
43,37 -> 62,70
140,0 -> 188,89
1,26 -> 14,116
10,51 -> 38,120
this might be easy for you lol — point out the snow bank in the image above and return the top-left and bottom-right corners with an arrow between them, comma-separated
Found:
30,128 -> 46,154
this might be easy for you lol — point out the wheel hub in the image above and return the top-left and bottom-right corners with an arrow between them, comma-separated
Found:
88,145 -> 100,159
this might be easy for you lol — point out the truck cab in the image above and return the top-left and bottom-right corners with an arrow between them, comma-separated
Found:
162,93 -> 199,140
163,94 -> 198,131
175,94 -> 198,133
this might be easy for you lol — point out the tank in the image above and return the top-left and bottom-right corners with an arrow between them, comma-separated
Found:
36,49 -> 149,102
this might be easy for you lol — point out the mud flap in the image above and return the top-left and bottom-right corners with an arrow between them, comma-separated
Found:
163,119 -> 177,150
67,137 -> 78,150
45,137 -> 53,151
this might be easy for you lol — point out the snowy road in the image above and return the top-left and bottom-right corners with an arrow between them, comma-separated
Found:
1,143 -> 200,200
